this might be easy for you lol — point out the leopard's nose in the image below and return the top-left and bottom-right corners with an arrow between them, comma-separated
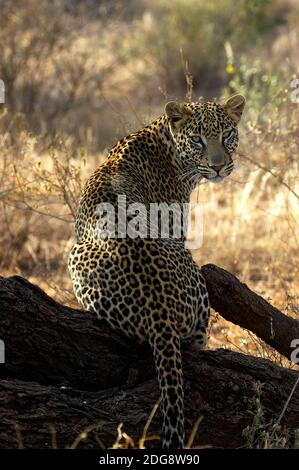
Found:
209,163 -> 225,173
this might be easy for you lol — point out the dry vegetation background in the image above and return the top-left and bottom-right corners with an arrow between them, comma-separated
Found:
0,0 -> 299,364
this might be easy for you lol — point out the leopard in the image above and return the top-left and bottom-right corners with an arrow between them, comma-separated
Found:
68,94 -> 245,448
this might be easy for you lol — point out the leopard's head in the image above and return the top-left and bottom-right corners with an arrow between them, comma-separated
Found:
165,95 -> 245,183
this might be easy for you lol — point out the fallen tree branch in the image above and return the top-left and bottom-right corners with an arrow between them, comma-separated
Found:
201,264 -> 299,361
0,268 -> 298,448
0,351 -> 298,449
0,275 -> 153,390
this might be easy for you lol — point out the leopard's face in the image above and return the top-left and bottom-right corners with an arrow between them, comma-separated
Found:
165,95 -> 245,184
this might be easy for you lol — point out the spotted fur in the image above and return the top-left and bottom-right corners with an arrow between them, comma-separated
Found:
68,95 -> 245,448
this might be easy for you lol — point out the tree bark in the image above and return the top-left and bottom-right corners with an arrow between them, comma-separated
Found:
0,268 -> 298,449
201,264 -> 299,361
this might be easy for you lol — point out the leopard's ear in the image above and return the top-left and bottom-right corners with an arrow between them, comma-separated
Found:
165,101 -> 191,130
223,94 -> 246,124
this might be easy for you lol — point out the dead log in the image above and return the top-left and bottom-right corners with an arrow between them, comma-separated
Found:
0,349 -> 299,449
0,275 -> 154,390
202,264 -> 299,361
0,268 -> 298,449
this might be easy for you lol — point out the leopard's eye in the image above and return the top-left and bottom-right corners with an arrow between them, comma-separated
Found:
222,128 -> 233,139
191,135 -> 203,146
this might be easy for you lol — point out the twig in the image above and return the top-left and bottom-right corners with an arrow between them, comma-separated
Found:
277,373 -> 299,425
240,154 -> 299,200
